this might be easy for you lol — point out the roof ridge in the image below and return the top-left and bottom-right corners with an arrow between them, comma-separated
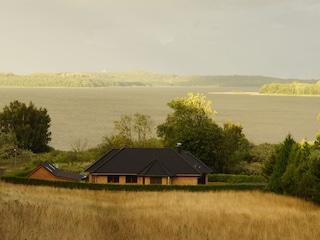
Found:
182,152 -> 212,172
85,148 -> 121,172
173,151 -> 202,174
138,158 -> 175,176
38,161 -> 82,181
87,147 -> 206,176
155,158 -> 175,176
92,145 -> 130,172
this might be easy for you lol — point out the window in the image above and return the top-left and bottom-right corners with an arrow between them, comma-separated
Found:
126,175 -> 137,183
150,177 -> 162,184
108,176 -> 119,183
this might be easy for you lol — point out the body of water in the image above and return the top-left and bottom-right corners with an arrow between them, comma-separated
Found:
0,87 -> 319,150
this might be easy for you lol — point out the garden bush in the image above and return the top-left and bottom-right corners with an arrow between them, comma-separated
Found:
1,176 -> 266,192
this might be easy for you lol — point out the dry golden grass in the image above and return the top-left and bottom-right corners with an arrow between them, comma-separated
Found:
1,182 -> 320,240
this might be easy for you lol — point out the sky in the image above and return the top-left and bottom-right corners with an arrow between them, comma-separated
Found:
1,0 -> 320,79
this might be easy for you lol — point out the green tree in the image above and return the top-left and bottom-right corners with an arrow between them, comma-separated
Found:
113,114 -> 133,141
263,118 -> 320,204
157,93 -> 223,168
316,113 -> 320,146
0,100 -> 51,152
113,113 -> 154,147
216,121 -> 250,173
97,113 -> 160,154
133,113 -> 154,145
281,142 -> 311,197
267,134 -> 297,193
0,130 -> 18,158
309,151 -> 320,204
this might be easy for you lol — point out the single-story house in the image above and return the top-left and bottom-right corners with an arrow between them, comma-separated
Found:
27,161 -> 83,182
85,146 -> 212,185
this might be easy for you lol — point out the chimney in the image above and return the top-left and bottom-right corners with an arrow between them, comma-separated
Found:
176,143 -> 182,154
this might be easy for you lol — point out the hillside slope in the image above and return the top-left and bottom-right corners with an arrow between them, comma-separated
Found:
1,71 -> 317,88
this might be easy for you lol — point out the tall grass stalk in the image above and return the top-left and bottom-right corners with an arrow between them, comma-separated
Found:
1,182 -> 320,240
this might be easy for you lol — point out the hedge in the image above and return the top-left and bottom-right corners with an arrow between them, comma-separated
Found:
209,174 -> 267,184
1,176 -> 266,192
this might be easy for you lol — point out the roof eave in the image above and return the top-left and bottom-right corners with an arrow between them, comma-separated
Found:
175,174 -> 201,177
91,173 -> 137,176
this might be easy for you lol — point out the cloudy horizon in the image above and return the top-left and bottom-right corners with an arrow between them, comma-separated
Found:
1,0 -> 320,79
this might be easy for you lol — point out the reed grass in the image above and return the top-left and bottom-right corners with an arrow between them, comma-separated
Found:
1,182 -> 320,240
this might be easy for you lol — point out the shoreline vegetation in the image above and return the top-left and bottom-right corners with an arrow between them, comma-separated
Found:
210,91 -> 320,97
259,81 -> 320,96
0,71 -> 318,88
1,71 -> 320,96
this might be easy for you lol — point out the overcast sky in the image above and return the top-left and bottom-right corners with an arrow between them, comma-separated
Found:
1,0 -> 320,79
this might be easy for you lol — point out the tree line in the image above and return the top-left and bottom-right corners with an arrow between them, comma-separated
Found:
95,93 -> 258,174
263,133 -> 320,204
259,81 -> 320,95
0,71 -> 314,88
1,94 -> 320,204
0,94 -> 265,174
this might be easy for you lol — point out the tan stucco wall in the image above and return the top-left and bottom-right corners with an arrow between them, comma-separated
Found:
144,177 -> 170,185
171,176 -> 198,185
90,175 -> 142,184
88,174 -> 93,182
119,176 -> 126,184
89,174 -> 199,185
28,167 -> 77,182
92,175 -> 107,183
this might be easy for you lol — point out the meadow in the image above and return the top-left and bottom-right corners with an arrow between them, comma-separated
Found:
0,87 -> 319,150
1,181 -> 320,240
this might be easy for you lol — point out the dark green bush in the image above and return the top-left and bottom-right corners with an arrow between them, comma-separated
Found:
209,174 -> 267,183
1,176 -> 266,192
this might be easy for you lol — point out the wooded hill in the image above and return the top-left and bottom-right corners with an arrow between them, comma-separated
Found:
0,71 -> 317,88
259,81 -> 320,95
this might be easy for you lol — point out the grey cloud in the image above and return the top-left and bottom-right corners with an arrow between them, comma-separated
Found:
0,0 -> 320,78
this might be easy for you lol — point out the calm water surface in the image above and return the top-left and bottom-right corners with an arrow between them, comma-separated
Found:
0,87 -> 319,150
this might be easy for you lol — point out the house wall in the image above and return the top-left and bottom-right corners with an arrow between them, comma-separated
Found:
144,177 -> 168,185
88,174 -> 93,182
171,176 -> 198,185
90,175 -> 107,183
89,175 -> 199,185
144,177 -> 150,184
205,174 -> 209,184
118,176 -> 143,184
28,167 -> 78,182
137,176 -> 143,184
90,175 -> 142,184
119,176 -> 126,184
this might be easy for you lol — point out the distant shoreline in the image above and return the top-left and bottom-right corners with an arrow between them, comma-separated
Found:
209,91 -> 320,97
1,85 -> 320,97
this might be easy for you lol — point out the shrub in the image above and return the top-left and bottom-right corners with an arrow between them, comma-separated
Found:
0,176 -> 266,192
209,174 -> 267,183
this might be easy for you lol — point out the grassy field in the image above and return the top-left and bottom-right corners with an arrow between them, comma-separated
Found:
1,182 -> 320,240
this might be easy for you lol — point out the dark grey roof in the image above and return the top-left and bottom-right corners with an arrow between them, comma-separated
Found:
138,159 -> 175,177
180,153 -> 212,174
86,147 -> 211,177
85,149 -> 119,172
40,161 -> 83,181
